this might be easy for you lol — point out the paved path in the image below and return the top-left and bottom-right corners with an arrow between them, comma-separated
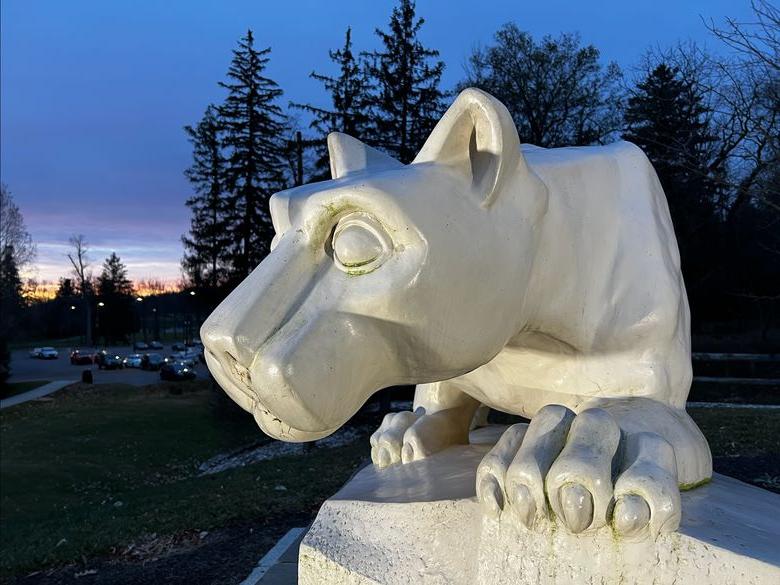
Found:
0,380 -> 76,409
240,527 -> 306,585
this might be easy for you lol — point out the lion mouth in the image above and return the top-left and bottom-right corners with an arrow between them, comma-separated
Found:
204,350 -> 336,442
251,405 -> 337,442
204,350 -> 255,412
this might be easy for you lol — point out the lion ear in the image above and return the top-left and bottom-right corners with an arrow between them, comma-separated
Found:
327,133 -> 402,179
413,88 -> 524,207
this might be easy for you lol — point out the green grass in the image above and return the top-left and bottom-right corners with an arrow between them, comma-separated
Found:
1,383 -> 777,578
0,380 -> 51,400
689,408 -> 780,456
0,381 -> 369,577
10,337 -> 82,350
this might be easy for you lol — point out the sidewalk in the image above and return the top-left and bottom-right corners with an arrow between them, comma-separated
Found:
0,380 -> 76,409
240,527 -> 306,585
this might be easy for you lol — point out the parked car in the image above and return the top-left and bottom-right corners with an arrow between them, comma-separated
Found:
141,353 -> 164,371
171,342 -> 187,352
133,341 -> 149,351
123,354 -> 142,368
95,351 -> 123,370
149,340 -> 164,350
164,352 -> 197,368
70,349 -> 94,365
30,347 -> 58,359
179,351 -> 200,367
160,361 -> 196,381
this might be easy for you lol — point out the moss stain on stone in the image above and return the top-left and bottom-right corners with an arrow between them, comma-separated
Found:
678,477 -> 711,491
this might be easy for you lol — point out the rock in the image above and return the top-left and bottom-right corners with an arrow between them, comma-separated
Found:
299,442 -> 780,585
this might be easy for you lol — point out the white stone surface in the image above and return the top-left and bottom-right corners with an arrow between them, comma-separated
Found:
202,88 -> 714,536
299,437 -> 780,585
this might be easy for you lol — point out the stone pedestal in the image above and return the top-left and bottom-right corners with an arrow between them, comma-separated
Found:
299,429 -> 780,585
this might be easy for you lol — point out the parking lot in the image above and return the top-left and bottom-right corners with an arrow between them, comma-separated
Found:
10,345 -> 208,385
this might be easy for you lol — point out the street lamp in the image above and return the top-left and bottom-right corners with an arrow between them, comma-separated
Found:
136,297 -> 143,302
70,305 -> 76,310
98,301 -> 105,307
189,291 -> 196,296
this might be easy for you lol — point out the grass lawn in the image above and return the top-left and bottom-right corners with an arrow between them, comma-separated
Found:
0,381 -> 51,400
10,337 -> 83,351
0,382 -> 778,579
0,381 -> 371,578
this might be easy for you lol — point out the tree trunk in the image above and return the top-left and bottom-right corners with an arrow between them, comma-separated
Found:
84,298 -> 93,347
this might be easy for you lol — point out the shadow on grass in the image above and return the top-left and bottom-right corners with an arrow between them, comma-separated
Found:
1,381 -> 777,582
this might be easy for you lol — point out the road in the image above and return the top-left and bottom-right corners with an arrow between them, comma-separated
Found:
9,345 -> 208,386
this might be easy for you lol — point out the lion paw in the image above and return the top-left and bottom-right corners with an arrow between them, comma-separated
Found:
370,408 -> 472,468
476,404 -> 686,538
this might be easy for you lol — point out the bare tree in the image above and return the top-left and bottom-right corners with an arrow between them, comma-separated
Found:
705,1 -> 780,222
67,234 -> 93,346
707,1 -> 779,73
0,184 -> 36,271
460,25 -> 624,147
136,278 -> 168,295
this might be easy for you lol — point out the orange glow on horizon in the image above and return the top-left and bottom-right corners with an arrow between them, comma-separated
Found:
22,279 -> 182,302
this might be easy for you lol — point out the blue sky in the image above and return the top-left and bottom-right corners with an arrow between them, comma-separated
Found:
1,0 -> 754,285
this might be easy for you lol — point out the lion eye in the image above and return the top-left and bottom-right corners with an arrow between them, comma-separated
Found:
331,213 -> 392,274
333,225 -> 383,267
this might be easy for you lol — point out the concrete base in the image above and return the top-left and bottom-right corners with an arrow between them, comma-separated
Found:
299,428 -> 780,585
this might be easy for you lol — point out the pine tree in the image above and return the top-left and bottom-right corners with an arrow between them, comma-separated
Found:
0,246 -> 23,318
96,253 -> 133,298
56,278 -> 76,299
292,28 -> 373,180
96,252 -> 134,342
624,63 -> 719,236
218,30 -> 288,278
365,0 -> 447,163
623,63 -> 721,316
0,246 -> 23,382
182,105 -> 232,289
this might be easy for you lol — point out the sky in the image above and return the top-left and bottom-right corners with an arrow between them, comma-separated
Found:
1,0 -> 755,287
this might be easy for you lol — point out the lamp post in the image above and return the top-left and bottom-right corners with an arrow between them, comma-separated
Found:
96,302 -> 105,347
152,307 -> 159,341
189,290 -> 197,343
136,296 -> 145,342
69,305 -> 78,343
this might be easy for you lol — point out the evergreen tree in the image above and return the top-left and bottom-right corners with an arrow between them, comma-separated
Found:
96,253 -> 133,298
182,105 -> 232,289
0,247 -> 23,325
96,253 -> 134,342
218,30 -> 288,278
624,64 -> 719,234
623,63 -> 721,317
0,186 -> 32,381
56,277 -> 76,299
292,28 -> 373,180
365,0 -> 447,163
0,246 -> 23,383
